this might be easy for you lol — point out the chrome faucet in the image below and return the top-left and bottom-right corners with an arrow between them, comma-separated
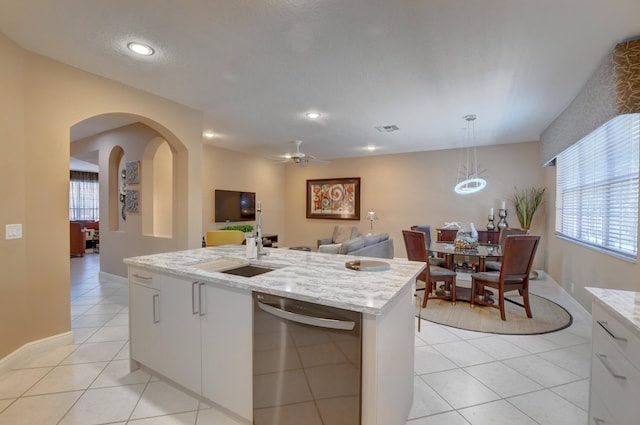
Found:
256,201 -> 268,258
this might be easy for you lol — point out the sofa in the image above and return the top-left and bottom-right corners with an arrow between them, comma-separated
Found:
318,232 -> 394,259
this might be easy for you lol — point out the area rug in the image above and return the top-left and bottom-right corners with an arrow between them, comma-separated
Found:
416,292 -> 573,335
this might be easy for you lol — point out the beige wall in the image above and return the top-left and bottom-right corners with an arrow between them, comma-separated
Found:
544,165 -> 640,311
281,141 -> 547,268
0,33 -> 30,359
202,145 -> 287,240
0,33 -> 203,359
71,124 -> 184,278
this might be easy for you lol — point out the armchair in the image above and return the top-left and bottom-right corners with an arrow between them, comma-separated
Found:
205,230 -> 246,247
317,225 -> 361,248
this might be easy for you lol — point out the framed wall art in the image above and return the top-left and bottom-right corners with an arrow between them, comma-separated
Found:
306,177 -> 360,220
126,161 -> 140,184
125,189 -> 140,213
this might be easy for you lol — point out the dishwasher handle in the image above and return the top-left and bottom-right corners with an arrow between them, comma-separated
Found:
257,299 -> 355,331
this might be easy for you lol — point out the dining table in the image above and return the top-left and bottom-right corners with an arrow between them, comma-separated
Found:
431,242 -> 502,273
430,242 -> 503,302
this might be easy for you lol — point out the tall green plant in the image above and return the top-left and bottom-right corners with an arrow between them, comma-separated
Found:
511,187 -> 546,230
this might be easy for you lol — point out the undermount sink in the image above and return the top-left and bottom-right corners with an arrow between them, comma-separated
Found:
189,258 -> 274,277
221,265 -> 274,277
189,258 -> 250,272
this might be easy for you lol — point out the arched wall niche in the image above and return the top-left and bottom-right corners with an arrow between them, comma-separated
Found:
141,137 -> 174,238
70,111 -> 195,277
71,112 -> 189,242
108,145 -> 124,231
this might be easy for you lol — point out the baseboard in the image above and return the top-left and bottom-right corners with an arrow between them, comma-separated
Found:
99,271 -> 128,286
0,331 -> 73,375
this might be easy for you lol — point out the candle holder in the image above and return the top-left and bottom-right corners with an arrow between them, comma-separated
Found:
497,208 -> 509,230
487,215 -> 496,231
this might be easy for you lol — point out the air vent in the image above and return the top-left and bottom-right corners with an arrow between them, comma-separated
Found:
375,125 -> 400,132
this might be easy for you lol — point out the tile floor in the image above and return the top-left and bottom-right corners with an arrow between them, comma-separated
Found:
0,254 -> 592,425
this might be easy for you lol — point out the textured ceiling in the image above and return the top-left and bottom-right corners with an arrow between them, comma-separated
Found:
2,0 -> 640,161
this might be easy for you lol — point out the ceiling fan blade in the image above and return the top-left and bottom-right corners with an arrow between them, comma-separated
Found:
308,158 -> 330,165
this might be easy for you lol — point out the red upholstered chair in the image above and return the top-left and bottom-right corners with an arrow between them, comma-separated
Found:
402,230 -> 457,308
70,222 -> 86,257
470,235 -> 540,320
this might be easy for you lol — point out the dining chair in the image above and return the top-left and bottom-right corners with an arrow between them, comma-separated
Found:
410,225 -> 446,267
484,227 -> 528,271
402,230 -> 457,308
470,234 -> 540,320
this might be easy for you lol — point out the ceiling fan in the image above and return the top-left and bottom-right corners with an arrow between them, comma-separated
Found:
278,140 -> 330,167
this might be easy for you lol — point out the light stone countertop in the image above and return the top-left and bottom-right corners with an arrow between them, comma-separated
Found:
586,287 -> 640,338
124,245 -> 425,315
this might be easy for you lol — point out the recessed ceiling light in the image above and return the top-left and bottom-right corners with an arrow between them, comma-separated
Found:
367,145 -> 376,151
305,112 -> 321,119
203,130 -> 216,139
127,42 -> 155,56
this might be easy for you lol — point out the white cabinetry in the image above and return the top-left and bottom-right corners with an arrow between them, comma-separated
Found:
589,302 -> 640,425
129,268 -> 162,373
201,284 -> 252,419
129,268 -> 252,422
160,276 -> 202,394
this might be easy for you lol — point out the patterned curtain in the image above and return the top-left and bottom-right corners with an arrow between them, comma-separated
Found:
69,171 -> 99,221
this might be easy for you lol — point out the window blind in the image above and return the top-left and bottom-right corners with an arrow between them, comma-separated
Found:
555,113 -> 639,260
69,171 -> 100,221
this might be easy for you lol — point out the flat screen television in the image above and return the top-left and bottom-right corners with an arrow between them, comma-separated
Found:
214,189 -> 256,222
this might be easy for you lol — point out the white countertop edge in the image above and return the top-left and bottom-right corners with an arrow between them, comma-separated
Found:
124,247 -> 425,316
586,286 -> 640,339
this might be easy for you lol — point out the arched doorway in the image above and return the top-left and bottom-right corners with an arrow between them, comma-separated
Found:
69,113 -> 189,278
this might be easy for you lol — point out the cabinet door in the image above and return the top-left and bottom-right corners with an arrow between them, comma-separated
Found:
201,284 -> 253,421
160,275 -> 202,394
129,283 -> 162,372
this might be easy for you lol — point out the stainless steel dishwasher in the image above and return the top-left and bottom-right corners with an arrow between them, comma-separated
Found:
253,292 -> 362,425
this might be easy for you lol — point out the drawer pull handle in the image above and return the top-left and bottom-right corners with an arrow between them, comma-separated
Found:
597,320 -> 627,342
596,353 -> 626,380
152,294 -> 160,324
192,282 -> 199,315
593,418 -> 605,425
133,273 -> 152,280
199,283 -> 205,317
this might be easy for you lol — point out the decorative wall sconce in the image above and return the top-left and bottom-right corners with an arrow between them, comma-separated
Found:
120,169 -> 127,220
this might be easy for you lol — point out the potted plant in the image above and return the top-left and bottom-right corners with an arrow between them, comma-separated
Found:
511,187 -> 545,231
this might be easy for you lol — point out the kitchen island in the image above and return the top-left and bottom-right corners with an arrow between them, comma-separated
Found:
125,246 -> 424,425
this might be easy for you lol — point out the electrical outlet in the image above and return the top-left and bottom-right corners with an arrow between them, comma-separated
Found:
5,224 -> 23,240
570,282 -> 575,293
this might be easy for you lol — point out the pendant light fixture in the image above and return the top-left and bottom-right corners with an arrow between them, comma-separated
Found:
454,114 -> 487,195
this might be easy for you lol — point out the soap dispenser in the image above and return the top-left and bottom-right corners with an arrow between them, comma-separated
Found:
246,236 -> 257,259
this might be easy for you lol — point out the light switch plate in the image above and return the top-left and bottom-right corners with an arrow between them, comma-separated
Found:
6,224 -> 22,240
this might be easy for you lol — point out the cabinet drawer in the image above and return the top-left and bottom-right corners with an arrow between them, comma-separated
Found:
588,389 -> 615,425
129,267 -> 159,289
592,302 -> 640,370
590,329 -> 640,423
